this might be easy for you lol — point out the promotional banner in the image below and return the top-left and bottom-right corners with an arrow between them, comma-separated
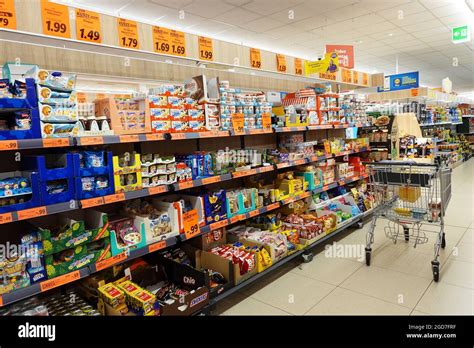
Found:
326,44 -> 354,69
381,71 -> 419,91
305,52 -> 339,76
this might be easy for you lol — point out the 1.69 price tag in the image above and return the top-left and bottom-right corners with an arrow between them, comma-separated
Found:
183,209 -> 200,240
153,26 -> 186,56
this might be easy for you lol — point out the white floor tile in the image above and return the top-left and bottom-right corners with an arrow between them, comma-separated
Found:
415,282 -> 474,315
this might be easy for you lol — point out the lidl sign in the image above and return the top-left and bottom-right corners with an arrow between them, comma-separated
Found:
379,71 -> 419,92
452,25 -> 470,44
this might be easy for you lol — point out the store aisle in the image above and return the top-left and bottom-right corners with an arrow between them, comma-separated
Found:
215,160 -> 474,316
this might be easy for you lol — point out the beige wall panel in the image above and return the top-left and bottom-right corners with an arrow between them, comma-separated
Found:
101,14 -> 118,46
16,0 -> 42,34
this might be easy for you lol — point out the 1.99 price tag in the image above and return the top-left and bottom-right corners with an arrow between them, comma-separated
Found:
199,36 -> 213,61
40,0 -> 71,38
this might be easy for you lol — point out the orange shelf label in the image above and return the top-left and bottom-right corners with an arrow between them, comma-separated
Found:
294,58 -> 303,75
0,0 -> 16,29
294,159 -> 306,165
0,294 -> 2,307
248,209 -> 259,217
202,176 -> 220,185
178,181 -> 194,190
145,133 -> 165,141
172,133 -> 186,140
250,48 -> 262,69
18,206 -> 47,220
95,252 -> 126,272
153,26 -> 186,56
233,169 -> 255,178
198,36 -> 213,61
229,215 -> 242,224
79,136 -> 104,145
210,219 -> 227,230
258,166 -> 273,173
40,270 -> 81,292
42,138 -> 70,148
148,240 -> 166,253
262,112 -> 272,131
0,140 -> 18,151
277,162 -> 290,169
148,186 -> 167,195
267,202 -> 280,210
183,209 -> 200,240
0,213 -> 13,224
76,8 -> 101,43
276,53 -> 287,73
117,18 -> 139,49
40,0 -> 71,38
104,193 -> 125,204
119,134 -> 139,143
81,197 -> 104,209
231,113 -> 245,134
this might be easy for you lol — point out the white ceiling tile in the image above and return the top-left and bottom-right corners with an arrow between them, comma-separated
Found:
429,4 -> 466,17
376,1 -> 426,20
323,4 -> 372,22
419,0 -> 461,10
392,11 -> 437,26
357,22 -> 397,35
189,19 -> 235,35
69,0 -> 132,14
243,17 -> 283,32
149,0 -> 194,9
182,0 -> 235,18
411,26 -> 450,39
119,2 -> 176,22
223,0 -> 252,5
291,16 -> 331,31
401,19 -> 444,33
268,3 -> 318,24
213,7 -> 260,26
243,0 -> 304,15
264,25 -> 300,39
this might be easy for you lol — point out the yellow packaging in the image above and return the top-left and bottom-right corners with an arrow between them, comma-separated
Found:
98,283 -> 125,308
399,186 -> 421,203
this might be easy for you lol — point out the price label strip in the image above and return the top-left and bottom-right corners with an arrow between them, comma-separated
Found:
75,9 -> 102,43
250,48 -> 262,69
0,0 -> 16,29
0,139 -> 18,151
148,240 -> 167,253
40,0 -> 71,38
42,138 -> 70,148
153,26 -> 186,56
183,209 -> 200,240
117,18 -> 139,49
198,36 -> 213,61
95,252 -> 127,272
104,193 -> 125,204
18,206 -> 47,221
294,58 -> 303,75
276,54 -> 287,73
40,270 -> 81,292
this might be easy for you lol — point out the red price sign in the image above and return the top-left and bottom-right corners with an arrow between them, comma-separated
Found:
183,209 -> 200,240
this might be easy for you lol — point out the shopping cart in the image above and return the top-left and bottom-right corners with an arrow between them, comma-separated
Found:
365,160 -> 452,281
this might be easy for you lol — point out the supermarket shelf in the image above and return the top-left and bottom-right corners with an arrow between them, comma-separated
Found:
419,122 -> 454,127
274,126 -> 308,133
462,115 -> 474,118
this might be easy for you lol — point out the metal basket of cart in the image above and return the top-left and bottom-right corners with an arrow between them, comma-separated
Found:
364,160 -> 452,282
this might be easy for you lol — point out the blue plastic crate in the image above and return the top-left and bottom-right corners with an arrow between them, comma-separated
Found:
0,171 -> 42,214
39,177 -> 75,205
22,153 -> 74,181
72,151 -> 113,177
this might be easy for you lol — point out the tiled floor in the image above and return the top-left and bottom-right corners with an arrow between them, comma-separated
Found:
214,159 -> 474,315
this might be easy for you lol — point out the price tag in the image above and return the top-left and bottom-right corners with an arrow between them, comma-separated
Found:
0,139 -> 18,151
42,138 -> 70,148
267,202 -> 280,211
145,133 -> 165,141
81,197 -> 104,209
148,240 -> 166,253
229,214 -> 244,224
18,206 -> 47,220
294,159 -> 306,165
411,88 -> 419,97
148,185 -> 168,195
178,181 -> 194,190
75,8 -> 101,43
250,48 -> 261,69
0,0 -> 16,29
277,162 -> 290,169
210,219 -> 227,231
40,0 -> 71,38
233,169 -> 255,178
261,112 -> 272,131
362,72 -> 369,86
153,26 -> 186,56
40,270 -> 81,292
117,18 -> 139,49
119,135 -> 139,143
353,71 -> 359,84
95,253 -> 126,272
171,133 -> 187,140
258,166 -> 273,173
0,213 -> 13,224
231,113 -> 245,134
294,58 -> 303,75
342,68 -> 352,83
198,36 -> 213,61
183,209 -> 200,240
248,209 -> 259,217
202,176 -> 220,185
104,193 -> 125,204
79,136 -> 104,146
276,54 -> 287,72
96,93 -> 107,100
77,92 -> 87,103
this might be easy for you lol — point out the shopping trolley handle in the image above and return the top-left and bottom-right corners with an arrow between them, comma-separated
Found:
373,160 -> 439,168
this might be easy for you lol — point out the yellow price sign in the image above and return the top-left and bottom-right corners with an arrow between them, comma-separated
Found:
362,72 -> 369,86
342,68 -> 352,83
76,9 -> 101,43
231,113 -> 245,134
40,0 -> 71,38
353,71 -> 359,84
117,18 -> 139,49
262,112 -> 272,131
294,58 -> 303,75
0,0 -> 16,29
198,36 -> 213,61
183,209 -> 200,239
276,53 -> 287,72
153,26 -> 186,56
250,48 -> 261,69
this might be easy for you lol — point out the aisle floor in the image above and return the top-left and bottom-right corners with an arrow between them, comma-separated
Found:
214,160 -> 474,315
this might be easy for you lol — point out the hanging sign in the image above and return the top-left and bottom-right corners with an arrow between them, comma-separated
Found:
198,36 -> 213,61
381,71 -> 419,91
117,18 -> 139,49
76,9 -> 101,43
40,0 -> 71,38
362,72 -> 369,86
325,44 -> 354,68
452,25 -> 470,44
0,0 -> 16,29
250,48 -> 261,69
153,26 -> 186,56
352,71 -> 359,84
294,58 -> 303,75
342,68 -> 352,83
276,54 -> 287,72
305,52 -> 339,76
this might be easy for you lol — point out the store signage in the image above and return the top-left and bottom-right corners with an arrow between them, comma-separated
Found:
250,48 -> 261,69
305,52 -> 339,76
362,72 -> 368,86
342,68 -> 352,83
381,71 -> 419,91
276,54 -> 287,72
452,25 -> 470,44
319,72 -> 336,81
353,71 -> 359,84
294,58 -> 303,75
40,0 -> 71,38
117,18 -> 139,49
76,9 -> 102,43
326,44 -> 354,69
231,113 -> 245,134
198,36 -> 213,61
0,0 -> 16,29
77,92 -> 87,103
153,26 -> 186,56
183,209 -> 200,239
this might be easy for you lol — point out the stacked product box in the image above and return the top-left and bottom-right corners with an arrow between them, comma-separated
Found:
73,150 -> 115,199
141,153 -> 176,187
0,171 -> 42,213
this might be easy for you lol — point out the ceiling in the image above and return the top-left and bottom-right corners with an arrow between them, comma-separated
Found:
57,0 -> 474,93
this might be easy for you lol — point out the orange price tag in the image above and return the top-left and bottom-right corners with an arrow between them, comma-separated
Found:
294,159 -> 306,165
0,0 -> 16,29
104,193 -> 125,204
277,162 -> 290,169
40,0 -> 71,38
172,133 -> 187,140
210,219 -> 227,231
119,135 -> 139,143
229,215 -> 242,224
261,112 -> 272,131
353,71 -> 359,84
153,26 -> 186,56
233,169 -> 255,178
148,185 -> 168,195
42,138 -> 70,148
0,139 -> 18,151
117,18 -> 139,49
231,113 -> 245,134
0,294 -> 3,307
342,68 -> 352,83
202,176 -> 220,185
18,206 -> 47,220
258,166 -> 273,173
248,209 -> 259,217
40,270 -> 81,292
276,54 -> 287,73
267,202 -> 280,211
250,48 -> 261,69
95,252 -> 126,272
0,213 -> 13,224
183,209 -> 200,240
178,180 -> 194,190
76,8 -> 101,43
362,72 -> 369,86
79,136 -> 104,146
145,133 -> 165,141
148,240 -> 166,253
198,36 -> 213,61
77,92 -> 87,103
411,88 -> 419,97
81,197 -> 104,209
294,58 -> 303,75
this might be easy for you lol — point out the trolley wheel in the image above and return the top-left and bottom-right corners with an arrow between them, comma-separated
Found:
432,261 -> 440,282
302,251 -> 313,263
355,220 -> 364,229
365,248 -> 371,266
441,233 -> 446,249
403,226 -> 410,242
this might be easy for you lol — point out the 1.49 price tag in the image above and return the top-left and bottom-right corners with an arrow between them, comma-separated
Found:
76,9 -> 101,43
183,209 -> 200,240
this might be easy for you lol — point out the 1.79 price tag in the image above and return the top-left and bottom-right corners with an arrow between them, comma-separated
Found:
0,0 -> 16,29
183,209 -> 200,240
117,18 -> 139,49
